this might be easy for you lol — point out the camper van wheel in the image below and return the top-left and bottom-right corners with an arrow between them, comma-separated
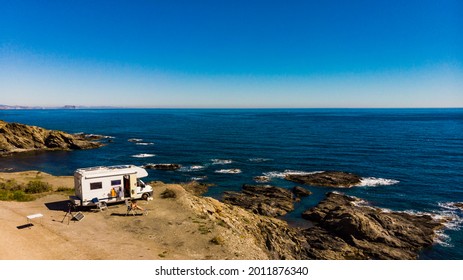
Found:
142,193 -> 150,200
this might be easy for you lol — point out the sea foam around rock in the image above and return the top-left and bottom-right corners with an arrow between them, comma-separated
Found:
215,169 -> 242,174
132,153 -> 156,158
355,177 -> 400,187
263,170 -> 323,179
211,159 -> 233,165
180,165 -> 206,172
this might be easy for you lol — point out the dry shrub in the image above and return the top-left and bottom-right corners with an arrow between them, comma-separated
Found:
160,188 -> 177,199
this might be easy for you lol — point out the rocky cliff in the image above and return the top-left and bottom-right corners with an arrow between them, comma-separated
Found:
0,120 -> 104,155
171,181 -> 446,260
167,183 -> 309,259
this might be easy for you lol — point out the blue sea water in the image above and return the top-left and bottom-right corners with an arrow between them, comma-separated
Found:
1,108 -> 462,259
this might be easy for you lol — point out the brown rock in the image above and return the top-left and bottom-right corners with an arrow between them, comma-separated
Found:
144,163 -> 182,170
302,227 -> 362,260
292,186 -> 312,197
181,181 -> 215,196
160,188 -> 177,199
222,184 -> 295,217
188,193 -> 309,260
285,171 -> 362,188
301,192 -> 445,259
253,176 -> 271,183
0,120 -> 103,155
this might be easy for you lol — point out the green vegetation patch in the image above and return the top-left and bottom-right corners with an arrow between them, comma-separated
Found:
0,179 -> 60,201
56,186 -> 74,195
160,188 -> 177,199
25,180 -> 52,193
0,189 -> 34,202
0,179 -> 22,191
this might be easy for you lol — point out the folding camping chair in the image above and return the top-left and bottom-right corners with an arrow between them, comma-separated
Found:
91,197 -> 108,211
126,199 -> 135,216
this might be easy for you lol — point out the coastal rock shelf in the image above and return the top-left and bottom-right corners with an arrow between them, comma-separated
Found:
222,184 -> 296,217
0,120 -> 104,155
180,181 -> 215,196
220,185 -> 445,259
285,171 -> 362,188
292,186 -> 312,198
301,192 -> 445,259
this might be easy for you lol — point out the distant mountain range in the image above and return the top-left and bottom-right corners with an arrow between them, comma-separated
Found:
0,105 -> 46,110
0,105 -> 118,110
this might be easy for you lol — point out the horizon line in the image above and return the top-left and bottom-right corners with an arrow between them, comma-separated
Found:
1,105 -> 463,110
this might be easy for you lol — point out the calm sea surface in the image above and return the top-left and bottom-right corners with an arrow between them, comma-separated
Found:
1,108 -> 462,259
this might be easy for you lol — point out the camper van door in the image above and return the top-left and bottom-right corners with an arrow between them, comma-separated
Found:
123,175 -> 130,197
129,173 -> 137,197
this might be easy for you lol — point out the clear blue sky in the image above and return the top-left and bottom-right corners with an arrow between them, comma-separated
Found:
1,0 -> 462,108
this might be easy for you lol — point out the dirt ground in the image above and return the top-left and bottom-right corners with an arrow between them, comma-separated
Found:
0,172 -> 257,260
0,170 -> 74,189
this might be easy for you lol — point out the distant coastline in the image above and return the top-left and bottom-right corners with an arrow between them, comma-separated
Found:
0,105 -> 120,110
1,104 -> 462,110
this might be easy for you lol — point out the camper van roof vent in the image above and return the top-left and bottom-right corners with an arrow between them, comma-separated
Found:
109,165 -> 132,170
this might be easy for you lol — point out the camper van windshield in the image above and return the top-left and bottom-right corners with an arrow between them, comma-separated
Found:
137,179 -> 145,188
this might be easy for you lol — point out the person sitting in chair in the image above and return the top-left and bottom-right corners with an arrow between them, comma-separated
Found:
130,199 -> 144,212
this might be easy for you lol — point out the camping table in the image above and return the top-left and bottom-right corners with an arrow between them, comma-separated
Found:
26,213 -> 43,225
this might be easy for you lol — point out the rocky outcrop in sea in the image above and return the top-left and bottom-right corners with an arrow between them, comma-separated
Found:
301,192 -> 445,259
285,171 -> 362,188
292,186 -> 312,198
253,176 -> 271,183
0,120 -> 104,155
144,163 -> 182,170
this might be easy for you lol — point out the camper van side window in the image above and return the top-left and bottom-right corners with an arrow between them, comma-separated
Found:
90,182 -> 103,190
111,180 -> 121,186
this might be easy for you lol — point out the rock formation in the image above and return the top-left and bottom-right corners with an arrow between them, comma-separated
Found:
222,184 -> 295,217
301,192 -> 445,259
285,171 -> 362,188
292,186 -> 312,197
253,176 -> 271,183
219,186 -> 445,259
144,163 -> 182,170
0,120 -> 104,155
74,133 -> 113,141
181,181 -> 215,196
158,185 -> 446,260
171,184 -> 309,260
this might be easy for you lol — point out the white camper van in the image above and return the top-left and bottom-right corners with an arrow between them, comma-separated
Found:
70,165 -> 153,207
